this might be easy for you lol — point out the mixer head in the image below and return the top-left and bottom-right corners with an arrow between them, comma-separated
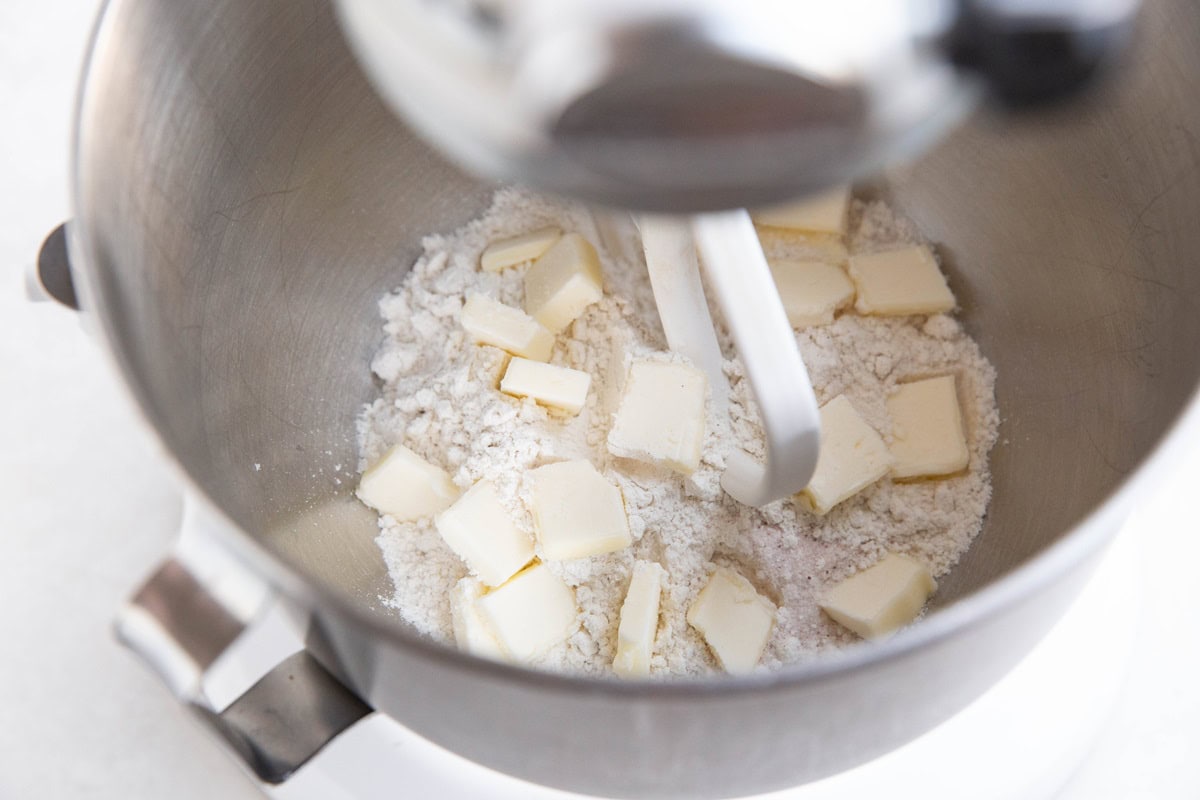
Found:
334,0 -> 1139,212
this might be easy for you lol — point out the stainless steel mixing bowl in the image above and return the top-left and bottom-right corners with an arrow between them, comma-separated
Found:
68,0 -> 1200,796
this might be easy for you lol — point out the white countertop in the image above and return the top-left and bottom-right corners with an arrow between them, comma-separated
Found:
2,2 -> 1198,798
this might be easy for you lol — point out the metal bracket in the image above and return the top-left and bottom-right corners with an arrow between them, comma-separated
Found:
115,497 -> 371,784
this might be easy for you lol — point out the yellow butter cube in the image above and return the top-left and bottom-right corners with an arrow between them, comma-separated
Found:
461,294 -> 554,362
751,186 -> 851,236
475,562 -> 579,663
435,480 -> 535,587
798,395 -> 893,515
607,359 -> 707,474
449,577 -> 505,660
888,376 -> 969,479
500,358 -> 591,415
528,460 -> 631,560
613,561 -> 666,678
820,553 -> 936,639
356,444 -> 460,521
769,260 -> 855,327
480,226 -> 562,272
848,245 -> 955,316
524,233 -> 604,333
686,566 -> 776,674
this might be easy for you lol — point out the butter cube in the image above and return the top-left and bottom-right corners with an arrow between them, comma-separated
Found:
607,360 -> 707,474
756,227 -> 849,266
798,395 -> 893,515
613,561 -> 666,678
751,185 -> 851,236
686,566 -> 776,674
500,358 -> 591,415
356,444 -> 460,521
820,553 -> 937,639
481,226 -> 562,272
769,260 -> 855,327
449,577 -> 505,660
848,245 -> 955,316
528,460 -> 631,560
524,233 -> 604,332
435,480 -> 535,587
888,376 -> 969,479
461,294 -> 554,362
475,562 -> 579,663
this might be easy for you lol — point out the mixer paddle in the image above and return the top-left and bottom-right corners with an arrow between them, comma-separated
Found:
690,210 -> 821,507
639,215 -> 731,418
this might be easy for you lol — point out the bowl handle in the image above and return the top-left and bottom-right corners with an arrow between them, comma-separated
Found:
114,496 -> 371,783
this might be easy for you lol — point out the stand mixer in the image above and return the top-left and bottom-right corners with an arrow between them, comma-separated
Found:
335,0 -> 1140,504
60,0 -> 1200,795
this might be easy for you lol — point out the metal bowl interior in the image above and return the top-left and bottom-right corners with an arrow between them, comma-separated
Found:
72,0 -> 1200,786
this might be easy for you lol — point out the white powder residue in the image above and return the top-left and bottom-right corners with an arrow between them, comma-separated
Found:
358,187 -> 999,676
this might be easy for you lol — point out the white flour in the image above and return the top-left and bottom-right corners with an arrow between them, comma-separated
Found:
358,187 -> 1000,676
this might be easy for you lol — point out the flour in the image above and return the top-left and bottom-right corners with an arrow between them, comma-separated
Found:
358,187 -> 999,676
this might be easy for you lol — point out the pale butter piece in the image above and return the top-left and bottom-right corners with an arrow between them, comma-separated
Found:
528,460 -> 631,560
607,359 -> 707,474
524,233 -> 604,333
756,226 -> 849,266
356,444 -> 460,521
848,245 -> 956,316
475,562 -> 579,663
888,375 -> 970,479
500,357 -> 591,415
461,294 -> 554,362
481,226 -> 562,272
449,577 -> 505,660
769,260 -> 855,327
613,561 -> 666,678
798,395 -> 893,515
435,479 -> 535,587
686,566 -> 776,674
751,185 -> 851,235
820,553 -> 936,639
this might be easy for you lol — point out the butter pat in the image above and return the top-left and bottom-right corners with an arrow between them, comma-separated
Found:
751,186 -> 851,236
757,227 -> 848,266
888,376 -> 970,479
449,577 -> 504,660
475,562 -> 578,663
528,460 -> 631,560
849,245 -> 955,316
769,260 -> 855,327
481,226 -> 562,272
500,358 -> 591,414
607,359 -> 707,474
686,566 -> 776,674
820,553 -> 936,639
461,294 -> 554,362
613,561 -> 666,678
356,444 -> 460,521
524,233 -> 604,332
435,480 -> 534,587
799,395 -> 893,515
